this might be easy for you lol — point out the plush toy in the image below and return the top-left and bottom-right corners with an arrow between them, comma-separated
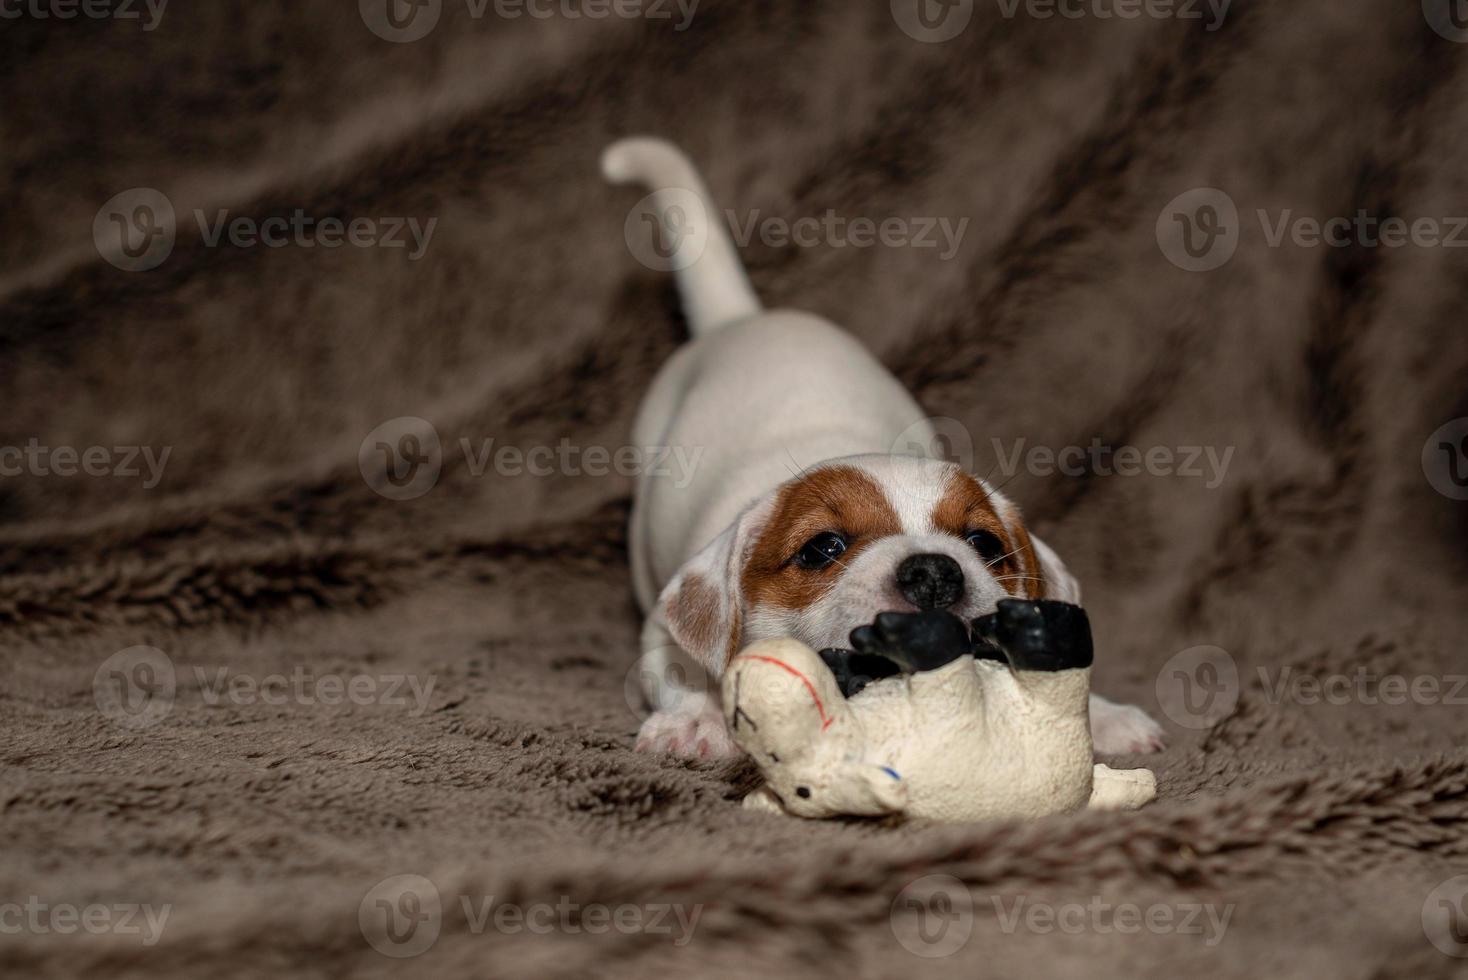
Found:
722,599 -> 1157,823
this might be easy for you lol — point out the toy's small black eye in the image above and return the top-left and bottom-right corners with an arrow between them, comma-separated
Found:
796,786 -> 811,799
795,532 -> 847,570
965,529 -> 1006,566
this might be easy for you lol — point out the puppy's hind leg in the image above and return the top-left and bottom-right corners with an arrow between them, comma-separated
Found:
633,617 -> 741,760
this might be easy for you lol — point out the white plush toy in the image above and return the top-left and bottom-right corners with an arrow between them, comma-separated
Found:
722,599 -> 1156,823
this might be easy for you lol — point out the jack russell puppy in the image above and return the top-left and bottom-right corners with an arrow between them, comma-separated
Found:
603,137 -> 1164,760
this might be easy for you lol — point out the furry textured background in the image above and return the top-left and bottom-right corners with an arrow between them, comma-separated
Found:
3,1 -> 1468,976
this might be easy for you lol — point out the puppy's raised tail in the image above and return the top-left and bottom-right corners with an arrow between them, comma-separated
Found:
602,137 -> 762,335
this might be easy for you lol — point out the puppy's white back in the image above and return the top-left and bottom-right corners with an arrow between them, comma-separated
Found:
630,309 -> 930,608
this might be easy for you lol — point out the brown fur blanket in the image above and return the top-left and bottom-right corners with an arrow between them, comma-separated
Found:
3,1 -> 1468,976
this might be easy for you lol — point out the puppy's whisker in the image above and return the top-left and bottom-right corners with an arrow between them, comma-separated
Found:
977,470 -> 1021,510
783,446 -> 812,480
986,546 -> 1025,568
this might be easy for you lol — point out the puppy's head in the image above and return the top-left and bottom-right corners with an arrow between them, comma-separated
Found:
656,454 -> 1080,673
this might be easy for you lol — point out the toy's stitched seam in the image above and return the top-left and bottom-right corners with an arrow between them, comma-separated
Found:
738,655 -> 834,730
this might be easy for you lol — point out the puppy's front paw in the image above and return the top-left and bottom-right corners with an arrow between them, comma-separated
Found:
848,609 -> 972,673
972,599 -> 1094,672
1090,696 -> 1165,755
635,704 -> 741,760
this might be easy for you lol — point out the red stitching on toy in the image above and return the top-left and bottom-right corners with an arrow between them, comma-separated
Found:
740,654 -> 833,729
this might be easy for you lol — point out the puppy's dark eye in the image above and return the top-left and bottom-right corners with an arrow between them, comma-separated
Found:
965,529 -> 1007,566
795,532 -> 847,570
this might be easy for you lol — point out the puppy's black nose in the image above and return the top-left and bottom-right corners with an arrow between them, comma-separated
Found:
896,553 -> 965,610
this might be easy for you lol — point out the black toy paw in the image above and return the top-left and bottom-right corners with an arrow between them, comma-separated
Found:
848,609 -> 973,674
817,648 -> 902,699
971,599 -> 1093,672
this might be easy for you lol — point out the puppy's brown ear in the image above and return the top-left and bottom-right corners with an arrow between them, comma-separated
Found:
655,498 -> 773,674
1030,534 -> 1082,604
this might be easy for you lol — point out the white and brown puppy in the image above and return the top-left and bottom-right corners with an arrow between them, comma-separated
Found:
603,137 -> 1163,759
